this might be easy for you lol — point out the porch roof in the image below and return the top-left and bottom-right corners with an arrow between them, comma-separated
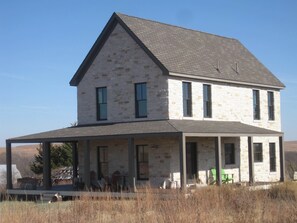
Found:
7,120 -> 282,143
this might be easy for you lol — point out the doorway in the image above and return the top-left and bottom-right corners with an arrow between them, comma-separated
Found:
186,142 -> 197,181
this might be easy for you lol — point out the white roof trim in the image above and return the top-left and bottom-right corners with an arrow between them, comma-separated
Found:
169,72 -> 284,90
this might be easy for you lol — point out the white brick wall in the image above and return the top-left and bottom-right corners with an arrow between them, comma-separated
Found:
77,24 -> 169,125
168,77 -> 281,131
78,135 -> 280,187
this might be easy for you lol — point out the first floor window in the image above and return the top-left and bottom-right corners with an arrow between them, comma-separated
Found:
269,143 -> 276,172
253,143 -> 263,162
96,87 -> 107,120
97,146 -> 108,178
136,145 -> 149,180
224,143 -> 235,165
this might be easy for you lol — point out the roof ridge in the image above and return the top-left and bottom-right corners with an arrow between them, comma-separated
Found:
115,12 -> 237,41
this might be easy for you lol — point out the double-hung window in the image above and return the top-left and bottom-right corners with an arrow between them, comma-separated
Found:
253,143 -> 263,162
135,83 -> 147,118
182,82 -> 192,117
224,143 -> 235,165
136,145 -> 149,180
268,91 -> 275,120
253,90 -> 260,120
96,87 -> 107,121
203,84 -> 212,118
269,143 -> 276,172
97,146 -> 108,178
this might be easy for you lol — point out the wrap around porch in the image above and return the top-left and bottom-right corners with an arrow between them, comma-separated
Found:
5,120 -> 285,192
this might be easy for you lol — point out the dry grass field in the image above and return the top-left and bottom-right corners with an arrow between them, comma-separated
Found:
0,143 -> 296,222
0,183 -> 297,223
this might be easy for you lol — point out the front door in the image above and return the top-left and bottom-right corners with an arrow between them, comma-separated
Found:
186,142 -> 197,181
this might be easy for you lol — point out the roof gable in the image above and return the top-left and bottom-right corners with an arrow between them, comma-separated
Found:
70,13 -> 284,89
70,13 -> 168,86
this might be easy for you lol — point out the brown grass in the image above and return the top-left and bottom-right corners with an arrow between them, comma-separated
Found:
1,183 -> 297,223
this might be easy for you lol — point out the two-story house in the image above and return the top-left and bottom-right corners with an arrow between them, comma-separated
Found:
6,13 -> 285,190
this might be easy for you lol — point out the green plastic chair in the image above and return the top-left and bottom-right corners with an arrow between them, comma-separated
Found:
210,168 -> 234,184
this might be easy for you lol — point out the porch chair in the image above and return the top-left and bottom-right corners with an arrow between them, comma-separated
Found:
209,168 -> 234,185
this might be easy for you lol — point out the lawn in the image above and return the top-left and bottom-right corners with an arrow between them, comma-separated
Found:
0,183 -> 297,223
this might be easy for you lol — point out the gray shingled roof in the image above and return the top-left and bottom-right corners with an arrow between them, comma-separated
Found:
70,13 -> 284,88
7,120 -> 282,143
116,13 -> 284,88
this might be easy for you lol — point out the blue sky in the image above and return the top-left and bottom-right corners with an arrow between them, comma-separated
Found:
0,0 -> 296,146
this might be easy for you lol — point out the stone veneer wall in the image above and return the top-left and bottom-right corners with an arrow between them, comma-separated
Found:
239,136 -> 280,182
168,77 -> 281,131
77,23 -> 169,125
77,135 -> 280,187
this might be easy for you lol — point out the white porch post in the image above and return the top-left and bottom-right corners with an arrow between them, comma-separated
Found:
215,136 -> 222,186
6,141 -> 13,189
83,140 -> 91,188
179,133 -> 187,191
248,137 -> 254,185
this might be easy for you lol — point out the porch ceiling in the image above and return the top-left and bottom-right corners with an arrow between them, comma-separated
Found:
7,120 -> 282,143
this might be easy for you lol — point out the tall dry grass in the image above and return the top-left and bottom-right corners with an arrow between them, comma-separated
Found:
0,183 -> 297,223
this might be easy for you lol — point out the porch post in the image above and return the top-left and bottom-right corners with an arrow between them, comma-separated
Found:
128,137 -> 136,191
72,142 -> 78,183
279,136 -> 285,182
43,142 -> 51,190
248,137 -> 254,185
215,136 -> 222,186
6,141 -> 13,189
179,133 -> 187,191
83,140 -> 91,188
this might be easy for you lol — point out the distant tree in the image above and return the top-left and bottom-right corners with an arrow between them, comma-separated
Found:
30,143 -> 72,175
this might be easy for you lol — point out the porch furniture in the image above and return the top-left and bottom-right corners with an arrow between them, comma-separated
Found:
209,168 -> 234,184
111,171 -> 128,192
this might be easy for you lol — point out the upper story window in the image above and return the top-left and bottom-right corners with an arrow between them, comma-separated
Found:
203,84 -> 212,118
96,87 -> 107,121
253,89 -> 260,120
268,91 -> 275,120
135,83 -> 147,118
253,143 -> 263,162
182,82 -> 192,117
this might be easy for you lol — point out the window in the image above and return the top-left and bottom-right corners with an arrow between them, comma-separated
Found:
268,91 -> 275,120
136,145 -> 149,180
224,143 -> 235,165
253,90 -> 260,120
253,143 -> 263,162
96,87 -> 107,120
186,142 -> 197,179
203,84 -> 212,118
97,146 -> 108,178
182,82 -> 192,117
269,143 -> 276,172
135,83 -> 147,118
